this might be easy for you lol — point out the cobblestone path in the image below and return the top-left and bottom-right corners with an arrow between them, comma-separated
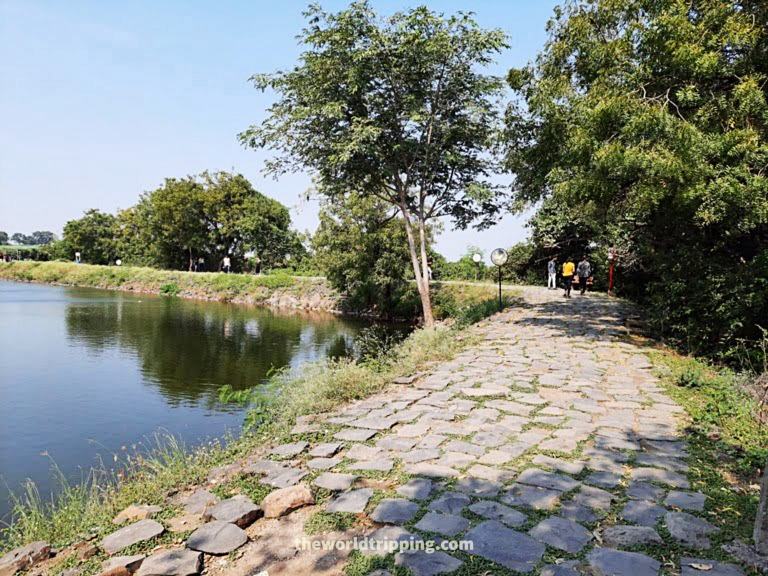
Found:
83,287 -> 746,576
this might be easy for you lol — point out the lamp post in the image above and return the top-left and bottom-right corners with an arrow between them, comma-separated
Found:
490,248 -> 508,311
472,253 -> 482,281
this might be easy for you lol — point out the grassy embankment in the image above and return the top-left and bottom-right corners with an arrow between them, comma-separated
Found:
0,260 -> 336,308
0,269 -> 518,555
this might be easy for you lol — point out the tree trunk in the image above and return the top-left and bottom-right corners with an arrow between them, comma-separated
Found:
755,460 -> 768,553
399,203 -> 434,327
188,247 -> 193,272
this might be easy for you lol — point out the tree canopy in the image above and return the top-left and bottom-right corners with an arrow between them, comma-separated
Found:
241,2 -> 510,325
506,0 -> 768,358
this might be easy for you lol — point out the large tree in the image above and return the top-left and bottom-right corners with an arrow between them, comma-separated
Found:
241,2 -> 509,325
506,0 -> 768,357
61,209 -> 118,264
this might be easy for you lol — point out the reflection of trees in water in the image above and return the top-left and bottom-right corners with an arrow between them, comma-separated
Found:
64,296 -> 365,408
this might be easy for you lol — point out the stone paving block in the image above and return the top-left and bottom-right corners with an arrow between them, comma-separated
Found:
454,477 -> 502,498
370,499 -> 420,525
101,520 -> 165,555
347,459 -> 394,472
532,455 -> 585,475
501,483 -> 561,511
559,501 -> 601,523
334,428 -> 378,442
602,525 -> 663,547
541,560 -> 582,576
186,521 -> 247,555
271,442 -> 308,458
326,488 -> 373,513
405,463 -> 460,478
626,481 -> 666,502
414,512 -> 469,536
464,520 -> 545,573
394,550 -> 463,576
630,467 -> 690,489
377,437 -> 417,451
572,485 -> 615,510
529,517 -> 592,553
428,492 -> 471,515
434,452 -> 476,469
665,511 -> 719,549
621,500 -> 667,526
313,472 -> 356,491
665,490 -> 706,511
442,440 -> 485,456
396,478 -> 433,500
468,500 -> 527,527
135,549 -> 201,576
307,457 -> 342,470
363,526 -> 422,557
346,444 -> 387,460
204,496 -> 262,528
517,468 -> 580,492
471,431 -> 508,447
585,471 -> 622,489
587,548 -> 660,576
309,442 -> 344,458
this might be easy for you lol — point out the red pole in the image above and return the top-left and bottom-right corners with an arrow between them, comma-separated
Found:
608,262 -> 614,296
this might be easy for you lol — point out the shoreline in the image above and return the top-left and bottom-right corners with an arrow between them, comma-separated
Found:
0,261 -> 345,314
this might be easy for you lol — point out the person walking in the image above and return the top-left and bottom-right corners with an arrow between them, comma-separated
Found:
562,257 -> 575,298
222,255 -> 232,274
547,256 -> 558,289
577,256 -> 592,295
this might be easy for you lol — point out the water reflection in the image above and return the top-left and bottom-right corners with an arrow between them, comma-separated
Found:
63,295 -> 366,407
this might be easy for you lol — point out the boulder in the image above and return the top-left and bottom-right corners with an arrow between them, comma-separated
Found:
101,555 -> 146,574
260,485 -> 314,518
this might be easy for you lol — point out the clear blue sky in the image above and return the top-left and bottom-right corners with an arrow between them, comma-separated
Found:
0,0 -> 557,260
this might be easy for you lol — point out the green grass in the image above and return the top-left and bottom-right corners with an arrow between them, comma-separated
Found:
304,511 -> 358,535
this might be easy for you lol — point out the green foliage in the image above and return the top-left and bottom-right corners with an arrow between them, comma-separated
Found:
0,231 -> 7,244
657,351 -> 768,474
506,0 -> 768,359
304,511 -> 357,535
241,2 -> 510,324
432,283 -> 519,327
115,171 -> 300,272
60,209 -> 118,265
312,193 -> 417,317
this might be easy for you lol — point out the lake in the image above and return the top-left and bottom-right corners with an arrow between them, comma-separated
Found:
0,280 -> 382,524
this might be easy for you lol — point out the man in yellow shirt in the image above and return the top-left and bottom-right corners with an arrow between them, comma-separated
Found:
562,257 -> 575,298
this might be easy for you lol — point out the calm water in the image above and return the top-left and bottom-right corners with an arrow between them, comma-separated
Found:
0,281 -> 377,523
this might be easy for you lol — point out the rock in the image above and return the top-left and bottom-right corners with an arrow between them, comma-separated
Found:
404,463 -> 460,478
517,468 -> 580,492
307,457 -> 342,470
135,549 -> 202,576
175,488 -> 218,515
101,520 -> 164,555
626,481 -> 665,502
101,555 -> 147,574
334,428 -> 378,442
203,496 -> 262,528
665,491 -> 706,511
370,499 -> 420,525
347,459 -> 394,472
529,517 -> 592,553
572,485 -> 615,510
186,521 -> 248,555
532,455 -> 585,475
326,488 -> 373,513
271,441 -> 308,458
584,471 -> 622,489
559,501 -> 601,523
260,485 -> 314,518
394,550 -> 463,576
501,483 -> 561,511
427,492 -> 470,515
0,541 -> 51,575
393,375 -> 417,384
621,500 -> 666,527
414,512 -> 469,536
453,477 -> 501,498
99,567 -> 132,576
464,520 -> 545,573
263,467 -> 308,488
468,500 -> 527,528
113,505 -> 163,525
587,549 -> 660,576
681,558 -> 745,576
665,512 -> 719,549
630,467 -> 690,489
396,478 -> 433,500
602,526 -> 663,547
207,463 -> 241,484
362,526 -> 422,557
309,443 -> 343,458
313,472 -> 357,491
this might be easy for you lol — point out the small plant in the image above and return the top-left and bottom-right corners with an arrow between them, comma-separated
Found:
304,511 -> 357,535
159,282 -> 180,296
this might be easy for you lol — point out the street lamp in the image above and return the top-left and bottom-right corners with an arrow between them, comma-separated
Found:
490,248 -> 508,311
472,253 -> 481,281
